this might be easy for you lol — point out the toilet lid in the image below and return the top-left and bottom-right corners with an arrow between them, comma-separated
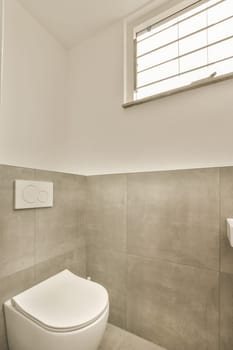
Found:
11,270 -> 109,332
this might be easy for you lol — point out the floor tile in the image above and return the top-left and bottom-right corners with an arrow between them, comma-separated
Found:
99,324 -> 166,350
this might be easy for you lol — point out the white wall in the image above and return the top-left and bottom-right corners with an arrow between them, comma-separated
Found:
70,20 -> 233,175
1,0 -> 233,176
0,0 -> 72,173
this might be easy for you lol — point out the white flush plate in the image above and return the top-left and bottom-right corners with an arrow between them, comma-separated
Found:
14,180 -> 53,209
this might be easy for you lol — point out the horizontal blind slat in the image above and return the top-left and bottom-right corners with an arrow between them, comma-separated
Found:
137,34 -> 233,74
137,0 -> 223,43
137,14 -> 233,59
137,55 -> 233,90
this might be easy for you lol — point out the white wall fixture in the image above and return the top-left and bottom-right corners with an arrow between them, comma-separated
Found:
226,218 -> 233,247
14,180 -> 53,209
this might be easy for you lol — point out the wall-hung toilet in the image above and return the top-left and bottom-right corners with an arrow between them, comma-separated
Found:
4,270 -> 109,350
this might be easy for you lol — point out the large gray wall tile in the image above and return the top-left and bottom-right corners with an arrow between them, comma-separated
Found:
83,173 -> 128,328
220,272 -> 233,350
220,167 -> 233,273
86,175 -> 127,253
127,255 -> 219,350
35,247 -> 86,284
127,169 -> 219,270
34,170 -> 86,263
0,165 -> 35,279
87,246 -> 127,328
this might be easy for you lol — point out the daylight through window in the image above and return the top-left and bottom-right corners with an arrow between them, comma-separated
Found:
134,0 -> 233,100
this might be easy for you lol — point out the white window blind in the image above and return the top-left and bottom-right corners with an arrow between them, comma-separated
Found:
135,0 -> 233,100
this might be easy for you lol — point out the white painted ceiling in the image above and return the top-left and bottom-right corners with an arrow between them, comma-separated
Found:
18,0 -> 154,48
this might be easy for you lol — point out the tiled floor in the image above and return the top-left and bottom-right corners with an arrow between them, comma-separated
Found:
99,324 -> 166,350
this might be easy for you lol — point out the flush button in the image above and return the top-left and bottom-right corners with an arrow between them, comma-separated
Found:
38,190 -> 49,203
23,185 -> 38,204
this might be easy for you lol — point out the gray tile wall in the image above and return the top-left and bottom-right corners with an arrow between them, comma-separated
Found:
86,175 -> 127,328
0,165 -> 87,350
86,167 -> 233,350
1,165 -> 233,350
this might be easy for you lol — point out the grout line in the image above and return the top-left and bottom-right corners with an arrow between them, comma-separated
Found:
127,252 -> 219,274
87,244 -> 219,274
84,176 -> 88,278
33,168 -> 37,283
126,174 -> 129,257
218,167 -> 221,350
125,173 -> 129,331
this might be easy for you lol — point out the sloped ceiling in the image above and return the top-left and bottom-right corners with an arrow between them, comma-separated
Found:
18,0 -> 155,47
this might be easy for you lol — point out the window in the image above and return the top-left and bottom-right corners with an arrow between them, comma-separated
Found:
124,0 -> 233,106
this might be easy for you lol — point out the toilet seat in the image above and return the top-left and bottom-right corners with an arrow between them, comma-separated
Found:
11,270 -> 109,333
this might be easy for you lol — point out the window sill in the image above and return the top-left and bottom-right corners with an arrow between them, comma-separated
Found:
122,72 -> 233,109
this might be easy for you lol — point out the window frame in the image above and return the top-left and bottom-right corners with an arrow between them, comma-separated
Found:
123,0 -> 233,107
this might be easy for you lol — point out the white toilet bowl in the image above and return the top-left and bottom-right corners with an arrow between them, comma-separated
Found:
4,270 -> 109,350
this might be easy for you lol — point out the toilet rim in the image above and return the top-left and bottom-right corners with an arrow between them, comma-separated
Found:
11,300 -> 109,333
